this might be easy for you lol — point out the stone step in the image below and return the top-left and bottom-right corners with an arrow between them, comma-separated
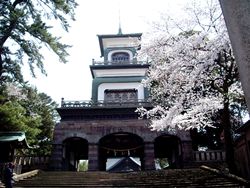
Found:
13,168 -> 248,188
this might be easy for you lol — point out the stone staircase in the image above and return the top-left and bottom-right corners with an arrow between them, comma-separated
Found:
13,167 -> 248,188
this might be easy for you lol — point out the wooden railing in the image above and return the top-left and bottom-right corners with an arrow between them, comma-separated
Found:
193,150 -> 225,162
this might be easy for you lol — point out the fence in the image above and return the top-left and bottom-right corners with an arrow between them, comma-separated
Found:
193,150 -> 225,162
14,156 -> 50,166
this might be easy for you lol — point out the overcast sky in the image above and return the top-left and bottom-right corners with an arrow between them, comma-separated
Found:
23,0 -> 189,104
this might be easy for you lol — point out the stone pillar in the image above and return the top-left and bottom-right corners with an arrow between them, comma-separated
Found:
182,141 -> 193,167
49,144 -> 63,170
88,143 -> 99,171
219,0 -> 250,113
143,142 -> 155,170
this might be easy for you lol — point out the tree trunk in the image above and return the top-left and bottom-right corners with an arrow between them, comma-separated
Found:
0,49 -> 3,83
222,101 -> 237,173
0,47 -> 5,85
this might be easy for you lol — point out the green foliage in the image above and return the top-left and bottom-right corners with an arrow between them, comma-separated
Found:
0,83 -> 58,155
0,97 -> 41,145
0,0 -> 69,154
78,160 -> 88,171
178,30 -> 201,38
0,0 -> 78,83
155,158 -> 169,169
190,124 -> 224,151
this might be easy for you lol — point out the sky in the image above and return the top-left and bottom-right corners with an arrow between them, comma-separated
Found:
23,0 -> 189,105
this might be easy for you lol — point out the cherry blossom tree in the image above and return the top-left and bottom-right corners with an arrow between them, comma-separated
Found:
138,0 -> 246,173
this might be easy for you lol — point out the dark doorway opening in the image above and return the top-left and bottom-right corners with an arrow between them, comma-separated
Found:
99,132 -> 144,171
62,137 -> 88,171
154,135 -> 182,169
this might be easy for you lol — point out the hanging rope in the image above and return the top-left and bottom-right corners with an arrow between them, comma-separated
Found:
100,145 -> 143,152
100,145 -> 143,156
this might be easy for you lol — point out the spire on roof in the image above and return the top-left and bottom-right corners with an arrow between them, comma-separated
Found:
118,25 -> 122,35
118,6 -> 122,35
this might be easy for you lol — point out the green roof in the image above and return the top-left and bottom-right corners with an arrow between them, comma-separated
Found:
0,131 -> 30,148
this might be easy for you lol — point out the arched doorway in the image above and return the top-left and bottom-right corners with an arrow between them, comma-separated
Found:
154,135 -> 182,169
99,132 -> 144,171
62,137 -> 88,171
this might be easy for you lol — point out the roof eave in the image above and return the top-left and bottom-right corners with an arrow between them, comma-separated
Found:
97,33 -> 143,57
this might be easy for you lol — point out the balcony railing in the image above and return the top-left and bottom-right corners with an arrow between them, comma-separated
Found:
92,59 -> 149,66
60,98 -> 151,108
